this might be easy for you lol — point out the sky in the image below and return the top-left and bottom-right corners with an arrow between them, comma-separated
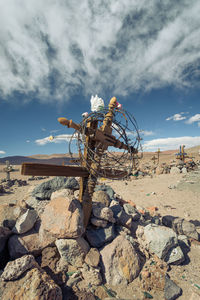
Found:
0,0 -> 200,157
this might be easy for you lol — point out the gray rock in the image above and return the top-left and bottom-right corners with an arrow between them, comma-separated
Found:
143,224 -> 178,261
32,176 -> 79,200
0,226 -> 12,253
12,209 -> 38,234
123,204 -> 140,221
8,235 -> 29,259
92,203 -> 115,223
92,190 -> 110,206
1,255 -> 36,281
91,217 -> 107,227
162,216 -> 199,240
86,224 -> 116,248
110,201 -> 132,228
94,185 -> 115,200
164,274 -> 182,300
55,237 -> 90,267
165,246 -> 185,265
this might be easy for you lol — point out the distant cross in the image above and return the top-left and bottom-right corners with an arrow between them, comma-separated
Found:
175,145 -> 188,163
155,148 -> 161,164
151,155 -> 157,165
3,160 -> 13,180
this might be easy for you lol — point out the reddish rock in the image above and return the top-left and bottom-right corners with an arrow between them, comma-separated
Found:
39,197 -> 84,245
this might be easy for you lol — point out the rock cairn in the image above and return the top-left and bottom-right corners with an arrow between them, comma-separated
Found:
0,176 -> 199,300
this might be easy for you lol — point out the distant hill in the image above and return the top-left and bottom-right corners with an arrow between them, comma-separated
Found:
0,155 -> 75,165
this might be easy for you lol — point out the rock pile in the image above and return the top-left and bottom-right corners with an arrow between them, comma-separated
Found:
0,179 -> 27,194
0,176 -> 199,299
132,160 -> 199,179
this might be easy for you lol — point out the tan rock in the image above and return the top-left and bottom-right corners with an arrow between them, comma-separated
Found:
92,191 -> 110,206
139,256 -> 168,291
1,255 -> 37,281
100,235 -> 141,285
51,188 -> 73,200
85,248 -> 100,267
0,266 -> 62,300
91,217 -> 107,227
156,166 -> 164,175
81,264 -> 102,286
39,197 -> 84,245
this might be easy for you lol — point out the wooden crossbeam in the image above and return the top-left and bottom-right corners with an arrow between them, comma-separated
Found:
21,163 -> 89,177
21,162 -> 128,179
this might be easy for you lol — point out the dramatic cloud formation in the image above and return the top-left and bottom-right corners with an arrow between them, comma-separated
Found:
166,113 -> 187,121
35,134 -> 75,145
0,0 -> 200,103
143,136 -> 200,151
0,150 -> 6,155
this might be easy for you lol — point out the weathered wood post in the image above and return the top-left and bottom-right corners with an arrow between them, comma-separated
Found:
21,96 -> 140,230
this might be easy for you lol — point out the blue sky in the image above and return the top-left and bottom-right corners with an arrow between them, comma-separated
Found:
0,0 -> 200,157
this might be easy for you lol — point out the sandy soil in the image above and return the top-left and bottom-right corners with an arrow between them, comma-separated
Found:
0,163 -> 200,299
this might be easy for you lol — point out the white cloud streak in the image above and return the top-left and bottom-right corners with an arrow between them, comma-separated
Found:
0,0 -> 200,102
185,114 -> 200,124
35,134 -> 75,145
143,136 -> 200,151
140,130 -> 155,136
0,150 -> 6,155
166,113 -> 186,121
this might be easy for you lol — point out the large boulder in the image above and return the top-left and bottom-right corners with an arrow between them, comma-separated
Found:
0,265 -> 62,300
100,235 -> 141,285
32,176 -> 79,200
55,237 -> 90,267
39,197 -> 84,246
137,224 -> 184,264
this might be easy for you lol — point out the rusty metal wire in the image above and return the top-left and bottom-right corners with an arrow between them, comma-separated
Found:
68,108 -> 142,179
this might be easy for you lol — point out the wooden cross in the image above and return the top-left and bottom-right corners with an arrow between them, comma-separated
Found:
175,145 -> 189,163
3,160 -> 13,180
21,97 -> 137,228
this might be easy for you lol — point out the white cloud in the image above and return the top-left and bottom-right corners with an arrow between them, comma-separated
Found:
143,136 -> 200,151
0,1 -> 200,102
35,134 -> 76,145
26,140 -> 30,143
0,150 -> 6,155
140,130 -> 155,136
166,113 -> 186,121
185,114 -> 200,124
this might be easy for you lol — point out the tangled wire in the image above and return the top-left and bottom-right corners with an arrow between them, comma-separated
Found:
68,108 -> 142,179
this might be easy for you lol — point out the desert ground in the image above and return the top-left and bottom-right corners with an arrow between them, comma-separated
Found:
0,149 -> 200,299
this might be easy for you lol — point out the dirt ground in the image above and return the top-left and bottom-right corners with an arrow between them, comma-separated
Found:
0,159 -> 200,299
